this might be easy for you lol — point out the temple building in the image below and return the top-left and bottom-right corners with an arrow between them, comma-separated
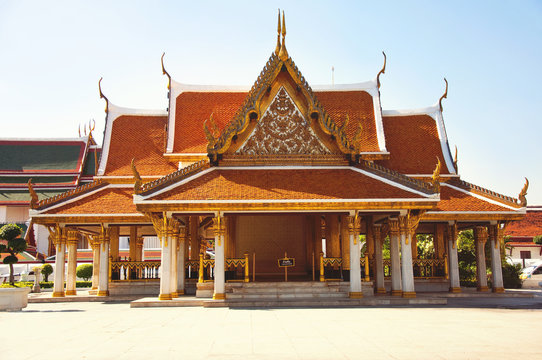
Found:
29,13 -> 526,303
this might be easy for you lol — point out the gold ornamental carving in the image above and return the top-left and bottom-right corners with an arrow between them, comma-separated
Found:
388,218 -> 400,237
447,222 -> 458,249
237,87 -> 331,155
474,226 -> 488,244
147,212 -> 180,247
212,216 -> 226,246
47,225 -> 67,246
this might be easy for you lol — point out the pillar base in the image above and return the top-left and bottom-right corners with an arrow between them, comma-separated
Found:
391,290 -> 402,297
65,290 -> 77,296
492,287 -> 505,293
402,291 -> 416,298
97,290 -> 110,296
376,288 -> 387,295
158,293 -> 172,300
449,287 -> 462,293
52,291 -> 65,298
477,286 -> 489,292
213,293 -> 225,300
171,292 -> 179,298
349,292 -> 363,299
177,289 -> 185,295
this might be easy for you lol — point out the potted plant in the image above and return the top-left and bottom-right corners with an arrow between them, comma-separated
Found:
0,224 -> 30,311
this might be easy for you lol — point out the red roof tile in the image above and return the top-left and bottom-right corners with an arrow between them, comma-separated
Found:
173,92 -> 247,153
315,91 -> 379,152
379,115 -> 450,174
151,169 -> 424,201
105,115 -> 177,176
434,185 -> 513,212
47,187 -> 137,215
506,210 -> 542,237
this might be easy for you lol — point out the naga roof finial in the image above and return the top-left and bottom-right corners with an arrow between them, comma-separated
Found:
28,179 -> 39,209
278,10 -> 288,61
518,177 -> 529,207
376,51 -> 386,89
78,124 -> 81,138
131,158 -> 142,195
161,52 -> 171,90
203,113 -> 219,148
453,145 -> 458,172
439,77 -> 448,112
275,9 -> 281,55
351,122 -> 363,154
340,113 -> 350,132
432,157 -> 441,192
98,77 -> 109,114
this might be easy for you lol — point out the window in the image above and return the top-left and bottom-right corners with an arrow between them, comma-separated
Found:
520,251 -> 531,259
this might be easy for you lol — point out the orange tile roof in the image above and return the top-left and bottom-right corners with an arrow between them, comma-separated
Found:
173,92 -> 248,153
151,169 -> 424,201
379,115 -> 450,174
47,187 -> 137,215
434,185 -> 512,212
505,210 -> 542,237
315,91 -> 379,152
105,115 -> 177,176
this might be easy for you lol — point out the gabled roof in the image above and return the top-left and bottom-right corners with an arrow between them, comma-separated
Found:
505,208 -> 542,237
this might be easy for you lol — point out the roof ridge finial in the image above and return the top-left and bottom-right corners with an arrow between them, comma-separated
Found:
161,52 -> 172,90
28,179 -> 39,209
377,51 -> 386,89
278,10 -> 288,61
432,157 -> 441,192
453,145 -> 458,172
439,77 -> 448,112
275,9 -> 281,55
518,177 -> 529,207
98,77 -> 109,114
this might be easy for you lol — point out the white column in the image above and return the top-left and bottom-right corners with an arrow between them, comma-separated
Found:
474,226 -> 489,292
373,225 -> 386,295
159,232 -> 172,300
177,234 -> 186,295
52,241 -> 66,298
170,234 -> 178,298
400,230 -> 416,298
389,219 -> 402,296
91,240 -> 100,290
97,231 -> 110,296
489,224 -> 504,293
213,215 -> 226,300
348,214 -> 362,298
447,223 -> 461,292
65,232 -> 78,296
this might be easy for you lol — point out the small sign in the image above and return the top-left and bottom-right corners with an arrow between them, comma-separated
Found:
278,258 -> 295,267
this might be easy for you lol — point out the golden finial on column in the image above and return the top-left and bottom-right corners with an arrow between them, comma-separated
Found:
275,9 -> 281,55
278,10 -> 288,61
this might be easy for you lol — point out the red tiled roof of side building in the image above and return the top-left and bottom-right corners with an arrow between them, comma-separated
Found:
151,169 -> 425,201
505,210 -> 542,237
315,91 -> 379,152
46,187 -> 138,215
379,115 -> 450,174
433,185 -> 513,212
173,92 -> 248,153
105,115 -> 177,176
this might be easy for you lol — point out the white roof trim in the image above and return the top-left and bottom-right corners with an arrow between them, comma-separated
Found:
382,105 -> 456,175
97,103 -> 167,176
441,183 -> 520,211
425,211 -> 525,215
140,165 -> 436,200
0,137 -> 88,142
31,213 -> 144,218
136,198 -> 437,205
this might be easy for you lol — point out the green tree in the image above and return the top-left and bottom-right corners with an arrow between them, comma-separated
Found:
416,234 -> 435,259
0,224 -> 27,285
457,229 -> 478,286
533,235 -> 542,245
41,264 -> 53,282
76,264 -> 93,281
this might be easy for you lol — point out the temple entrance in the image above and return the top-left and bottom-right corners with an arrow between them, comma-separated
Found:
234,214 -> 311,281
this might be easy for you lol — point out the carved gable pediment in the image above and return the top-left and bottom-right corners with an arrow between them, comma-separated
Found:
237,87 -> 331,155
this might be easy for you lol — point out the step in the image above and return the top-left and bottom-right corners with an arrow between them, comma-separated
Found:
226,292 -> 349,300
204,297 -> 448,308
230,286 -> 343,294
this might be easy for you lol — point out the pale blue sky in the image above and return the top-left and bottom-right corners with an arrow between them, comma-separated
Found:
1,0 -> 541,204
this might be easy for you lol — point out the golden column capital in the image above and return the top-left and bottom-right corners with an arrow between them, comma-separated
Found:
447,222 -> 458,249
66,229 -> 79,245
388,218 -> 400,237
373,224 -> 382,243
474,226 -> 488,244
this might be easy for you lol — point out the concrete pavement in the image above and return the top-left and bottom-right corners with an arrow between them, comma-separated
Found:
2,295 -> 542,360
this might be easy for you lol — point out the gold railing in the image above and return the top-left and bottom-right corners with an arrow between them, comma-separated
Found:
198,253 -> 215,283
110,261 -> 161,281
412,259 -> 446,278
185,260 -> 199,280
226,253 -> 250,283
319,252 -> 343,281
359,255 -> 373,282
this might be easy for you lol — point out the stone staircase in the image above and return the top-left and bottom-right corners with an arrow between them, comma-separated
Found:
218,281 -> 361,307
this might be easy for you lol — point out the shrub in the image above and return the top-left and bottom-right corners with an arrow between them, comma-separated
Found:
41,264 -> 53,282
502,262 -> 523,289
533,235 -> 542,245
76,264 -> 93,281
0,224 -> 26,285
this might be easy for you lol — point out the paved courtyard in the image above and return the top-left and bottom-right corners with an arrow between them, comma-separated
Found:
2,296 -> 542,360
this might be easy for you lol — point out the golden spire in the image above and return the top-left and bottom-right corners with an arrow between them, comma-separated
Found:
278,10 -> 288,61
275,9 -> 281,55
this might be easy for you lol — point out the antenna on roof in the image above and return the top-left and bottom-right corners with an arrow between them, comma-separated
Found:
332,66 -> 335,87
275,9 -> 281,55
